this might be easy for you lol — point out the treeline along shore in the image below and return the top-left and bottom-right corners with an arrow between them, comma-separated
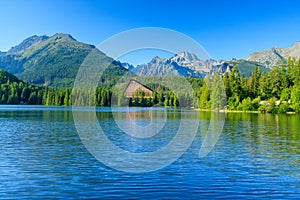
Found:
0,57 -> 300,114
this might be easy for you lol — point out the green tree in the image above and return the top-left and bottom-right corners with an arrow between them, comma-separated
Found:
267,67 -> 282,98
240,97 -> 253,111
291,84 -> 300,113
211,74 -> 226,110
64,88 -> 70,106
280,88 -> 290,102
248,66 -> 261,98
199,82 -> 210,109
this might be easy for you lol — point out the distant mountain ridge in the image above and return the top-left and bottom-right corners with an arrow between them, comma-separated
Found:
246,42 -> 300,68
7,35 -> 49,55
0,33 -> 128,87
0,33 -> 299,87
131,51 -> 269,77
132,52 -> 219,78
132,41 -> 300,77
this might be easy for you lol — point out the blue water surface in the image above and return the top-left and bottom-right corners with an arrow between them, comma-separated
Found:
0,105 -> 300,199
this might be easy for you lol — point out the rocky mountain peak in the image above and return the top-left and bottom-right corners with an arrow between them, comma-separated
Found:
121,62 -> 135,71
246,41 -> 300,68
287,41 -> 300,55
52,33 -> 76,41
7,35 -> 49,55
178,51 -> 199,60
149,56 -> 166,64
132,51 -> 220,77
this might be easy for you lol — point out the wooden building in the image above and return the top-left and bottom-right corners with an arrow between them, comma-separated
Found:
124,80 -> 153,98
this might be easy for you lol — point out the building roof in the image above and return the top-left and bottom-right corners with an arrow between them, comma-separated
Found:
124,80 -> 153,98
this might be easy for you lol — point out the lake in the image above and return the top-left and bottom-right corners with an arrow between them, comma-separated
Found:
0,105 -> 300,199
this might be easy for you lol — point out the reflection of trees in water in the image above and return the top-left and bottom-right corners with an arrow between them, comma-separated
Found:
225,112 -> 300,177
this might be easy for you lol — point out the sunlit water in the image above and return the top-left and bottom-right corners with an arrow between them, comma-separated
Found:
0,105 -> 300,199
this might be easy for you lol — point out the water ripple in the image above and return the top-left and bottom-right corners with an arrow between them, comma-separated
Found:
0,107 -> 300,198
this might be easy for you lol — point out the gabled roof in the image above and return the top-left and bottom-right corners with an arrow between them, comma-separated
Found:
124,80 -> 153,98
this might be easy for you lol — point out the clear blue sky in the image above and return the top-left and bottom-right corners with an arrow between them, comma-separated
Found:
1,0 -> 300,64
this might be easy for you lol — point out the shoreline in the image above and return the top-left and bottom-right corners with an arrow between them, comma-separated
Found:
194,108 -> 296,114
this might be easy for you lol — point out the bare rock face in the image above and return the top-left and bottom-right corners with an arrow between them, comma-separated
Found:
246,42 -> 300,68
281,42 -> 300,59
121,62 -> 135,71
7,35 -> 49,56
133,52 -> 220,78
130,50 -> 271,78
171,52 -> 219,73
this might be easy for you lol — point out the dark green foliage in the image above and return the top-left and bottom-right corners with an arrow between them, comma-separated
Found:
0,69 -> 19,84
251,97 -> 261,110
278,102 -> 290,114
1,56 -> 300,113
198,57 -> 300,114
247,66 -> 261,98
199,81 -> 210,109
227,96 -> 239,110
0,54 -> 24,74
0,34 -> 132,88
9,34 -> 96,86
227,60 -> 270,77
211,74 -> 226,110
280,88 -> 290,101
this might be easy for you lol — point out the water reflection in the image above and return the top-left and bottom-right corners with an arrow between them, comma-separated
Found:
112,108 -> 167,138
222,113 -> 300,179
0,106 -> 300,198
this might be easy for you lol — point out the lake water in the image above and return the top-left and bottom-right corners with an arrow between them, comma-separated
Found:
1,105 -> 300,199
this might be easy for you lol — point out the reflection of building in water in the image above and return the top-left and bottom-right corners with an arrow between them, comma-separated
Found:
124,80 -> 153,98
126,110 -> 152,120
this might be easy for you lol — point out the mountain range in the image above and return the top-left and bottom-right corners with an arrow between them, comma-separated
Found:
0,33 -> 128,87
132,52 -> 217,77
0,33 -> 299,87
131,52 -> 269,78
246,42 -> 300,68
